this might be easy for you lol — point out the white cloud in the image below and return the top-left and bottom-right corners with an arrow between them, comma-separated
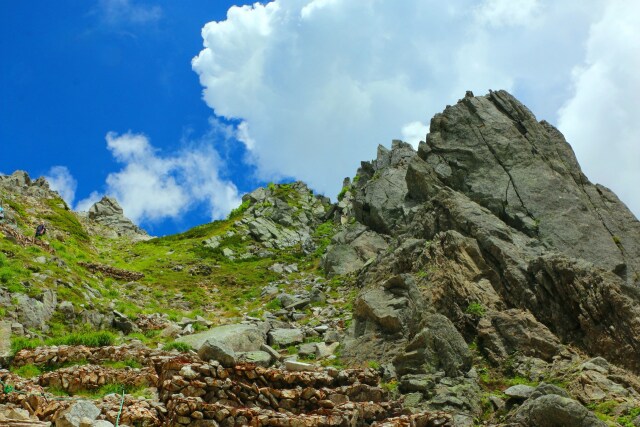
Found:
75,191 -> 103,212
558,0 -> 640,216
401,122 -> 429,148
95,132 -> 241,224
45,166 -> 77,206
106,131 -> 153,161
476,0 -> 540,27
236,121 -> 256,150
99,0 -> 162,26
193,0 -> 626,210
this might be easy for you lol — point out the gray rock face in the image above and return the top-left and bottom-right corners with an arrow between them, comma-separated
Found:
344,274 -> 423,362
393,314 -> 472,378
14,290 -> 57,331
420,91 -> 639,281
54,400 -> 101,427
353,275 -> 421,335
332,91 -> 640,423
322,223 -> 389,276
176,323 -> 265,352
321,243 -> 363,276
477,309 -> 563,363
352,141 -> 416,235
87,196 -> 148,240
340,90 -> 640,375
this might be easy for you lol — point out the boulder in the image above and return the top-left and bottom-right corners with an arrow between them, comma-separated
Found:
14,290 -> 57,331
176,323 -> 265,352
285,360 -> 315,372
511,394 -> 607,427
268,328 -> 304,347
260,343 -> 282,361
112,310 -> 138,335
54,401 -> 100,427
323,330 -> 340,344
238,351 -> 272,367
58,301 -> 75,320
298,343 -> 317,358
159,324 -> 181,339
315,342 -> 340,359
198,339 -> 237,368
321,244 -> 363,276
0,321 -> 11,367
504,384 -> 536,400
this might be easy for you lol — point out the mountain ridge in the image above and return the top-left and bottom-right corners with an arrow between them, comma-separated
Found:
1,90 -> 639,426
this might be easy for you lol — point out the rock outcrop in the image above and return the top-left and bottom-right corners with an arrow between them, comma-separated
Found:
86,196 -> 149,240
238,181 -> 332,250
0,171 -> 54,200
332,90 -> 640,423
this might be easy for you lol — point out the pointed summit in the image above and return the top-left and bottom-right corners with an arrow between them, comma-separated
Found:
88,196 -> 149,240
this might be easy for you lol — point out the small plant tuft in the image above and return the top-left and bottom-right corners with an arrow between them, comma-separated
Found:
11,337 -> 42,354
163,342 -> 193,352
466,302 -> 486,317
11,364 -> 42,378
46,331 -> 116,347
367,360 -> 381,370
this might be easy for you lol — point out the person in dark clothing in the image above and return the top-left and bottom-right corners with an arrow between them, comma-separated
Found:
35,223 -> 46,237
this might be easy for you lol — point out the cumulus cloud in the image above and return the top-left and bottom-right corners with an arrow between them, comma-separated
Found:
476,0 -> 541,27
558,0 -> 640,216
45,166 -> 77,206
99,0 -> 162,26
75,191 -> 103,212
193,0 -> 618,205
401,122 -> 429,148
99,132 -> 241,224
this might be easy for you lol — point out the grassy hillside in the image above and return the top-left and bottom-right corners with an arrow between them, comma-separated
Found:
0,182 -> 352,351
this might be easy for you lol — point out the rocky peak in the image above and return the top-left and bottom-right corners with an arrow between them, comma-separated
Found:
418,89 -> 640,282
87,196 -> 149,240
0,170 -> 56,200
327,91 -> 640,423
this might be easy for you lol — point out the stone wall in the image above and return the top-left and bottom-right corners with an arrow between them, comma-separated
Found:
3,345 -> 452,426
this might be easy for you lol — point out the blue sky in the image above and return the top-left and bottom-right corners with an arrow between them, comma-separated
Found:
0,0 -> 260,235
1,0 -> 639,236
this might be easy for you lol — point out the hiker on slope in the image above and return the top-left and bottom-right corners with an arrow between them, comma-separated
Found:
35,223 -> 47,238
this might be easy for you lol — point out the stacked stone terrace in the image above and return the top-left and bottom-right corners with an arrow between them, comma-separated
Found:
1,345 -> 452,426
